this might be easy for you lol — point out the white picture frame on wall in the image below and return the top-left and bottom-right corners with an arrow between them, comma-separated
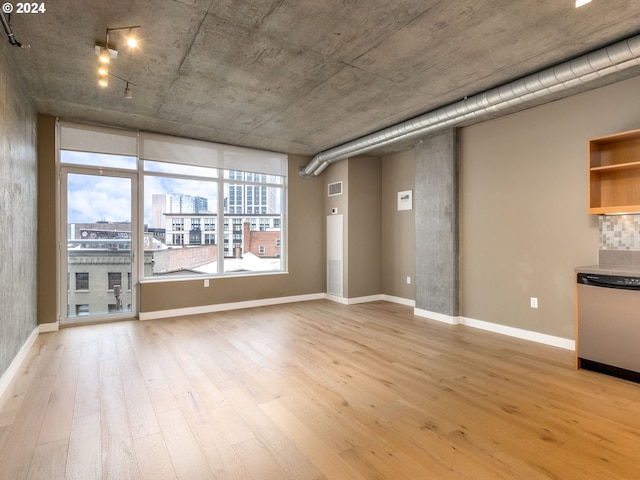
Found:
397,190 -> 413,211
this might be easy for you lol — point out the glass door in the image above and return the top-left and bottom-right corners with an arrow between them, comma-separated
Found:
61,168 -> 137,325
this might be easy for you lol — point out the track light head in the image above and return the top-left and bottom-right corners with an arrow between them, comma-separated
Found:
98,48 -> 110,64
126,28 -> 138,48
95,44 -> 118,62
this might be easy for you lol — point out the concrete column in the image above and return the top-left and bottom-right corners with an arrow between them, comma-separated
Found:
415,128 -> 459,318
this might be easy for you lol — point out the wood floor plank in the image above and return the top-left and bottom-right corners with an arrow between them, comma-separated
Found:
231,437 -> 295,480
37,333 -> 81,445
1,300 -> 640,479
0,375 -> 56,480
223,387 -> 323,480
0,334 -> 52,431
72,339 -> 100,419
26,438 -> 68,480
260,398 -> 370,480
65,413 -> 102,480
156,408 -> 214,480
133,432 -> 176,480
112,326 -> 160,439
100,375 -> 140,480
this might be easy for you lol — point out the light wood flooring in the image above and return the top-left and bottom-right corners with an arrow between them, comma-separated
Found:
1,300 -> 640,479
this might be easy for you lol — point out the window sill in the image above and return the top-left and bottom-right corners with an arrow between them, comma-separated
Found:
139,270 -> 289,285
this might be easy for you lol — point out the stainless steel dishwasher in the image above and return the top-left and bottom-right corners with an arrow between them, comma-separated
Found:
577,272 -> 640,382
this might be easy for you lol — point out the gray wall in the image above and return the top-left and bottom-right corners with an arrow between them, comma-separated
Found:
415,129 -> 459,316
0,42 -> 38,378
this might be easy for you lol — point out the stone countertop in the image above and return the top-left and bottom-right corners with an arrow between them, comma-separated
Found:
575,250 -> 640,277
574,264 -> 640,276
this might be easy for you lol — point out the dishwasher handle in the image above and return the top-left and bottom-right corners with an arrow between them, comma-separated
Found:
577,273 -> 640,290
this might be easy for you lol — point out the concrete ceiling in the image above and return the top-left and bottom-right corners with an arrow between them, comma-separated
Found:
4,0 -> 640,156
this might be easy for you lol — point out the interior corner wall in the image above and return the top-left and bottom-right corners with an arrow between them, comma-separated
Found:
347,156 -> 381,298
37,115 -> 57,326
415,129 -> 459,317
459,75 -> 640,340
381,150 -> 415,301
0,45 -> 38,378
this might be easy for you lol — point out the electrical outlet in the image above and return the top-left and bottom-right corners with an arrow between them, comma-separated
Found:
204,279 -> 210,288
530,297 -> 538,308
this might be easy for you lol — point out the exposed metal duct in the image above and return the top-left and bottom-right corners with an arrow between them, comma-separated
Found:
300,34 -> 640,178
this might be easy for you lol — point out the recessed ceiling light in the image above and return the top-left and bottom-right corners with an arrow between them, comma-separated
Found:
576,0 -> 592,7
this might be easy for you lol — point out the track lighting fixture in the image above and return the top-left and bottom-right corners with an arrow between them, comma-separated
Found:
126,28 -> 139,48
106,73 -> 137,99
94,25 -> 141,93
105,25 -> 141,50
98,47 -> 111,63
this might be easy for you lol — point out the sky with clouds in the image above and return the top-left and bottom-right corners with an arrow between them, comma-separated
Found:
63,151 -> 218,226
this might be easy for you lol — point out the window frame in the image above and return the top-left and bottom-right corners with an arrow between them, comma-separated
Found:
140,159 -> 286,280
59,122 -> 288,288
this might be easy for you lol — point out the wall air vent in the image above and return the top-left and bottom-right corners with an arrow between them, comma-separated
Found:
328,181 -> 343,196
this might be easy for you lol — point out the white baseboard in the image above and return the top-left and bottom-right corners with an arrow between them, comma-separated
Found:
413,308 -> 575,351
326,294 -> 384,305
324,294 -> 350,305
414,308 -> 457,325
459,316 -> 575,351
326,294 -> 416,307
39,322 -> 59,333
382,295 -> 416,307
139,293 -> 326,321
0,326 -> 39,402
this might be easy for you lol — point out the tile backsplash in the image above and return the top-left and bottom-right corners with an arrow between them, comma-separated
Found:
600,214 -> 640,250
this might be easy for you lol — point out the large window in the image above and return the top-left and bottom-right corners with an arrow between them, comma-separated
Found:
143,162 -> 284,277
60,122 -> 287,286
